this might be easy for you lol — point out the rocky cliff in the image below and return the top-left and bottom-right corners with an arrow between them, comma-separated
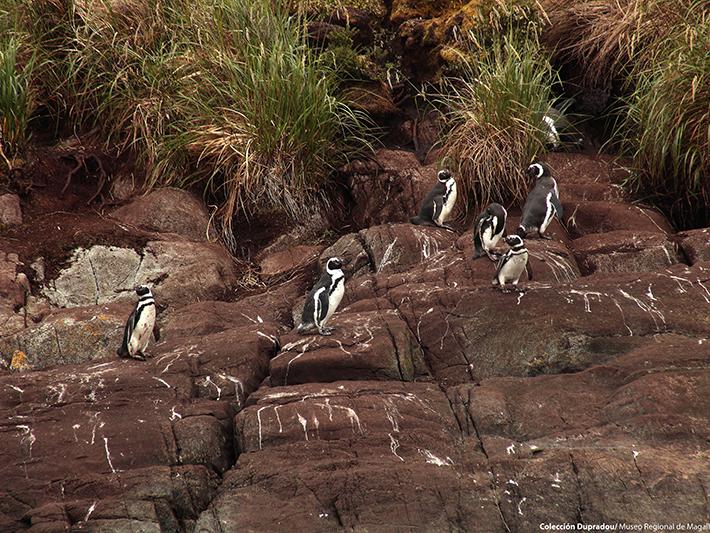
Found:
1,148 -> 709,532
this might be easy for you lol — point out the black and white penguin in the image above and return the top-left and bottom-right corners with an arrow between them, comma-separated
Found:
117,285 -> 159,361
517,162 -> 563,240
492,235 -> 531,292
543,99 -> 584,151
298,257 -> 345,336
410,169 -> 457,230
473,202 -> 507,261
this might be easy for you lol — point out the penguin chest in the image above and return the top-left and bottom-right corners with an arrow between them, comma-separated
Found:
482,217 -> 502,250
499,252 -> 528,284
324,278 -> 345,325
129,305 -> 155,355
437,181 -> 457,225
541,193 -> 556,232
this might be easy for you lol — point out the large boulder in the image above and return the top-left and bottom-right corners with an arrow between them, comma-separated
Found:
447,336 -> 710,529
271,309 -> 428,385
563,201 -> 674,237
0,305 -> 281,531
196,381 -> 500,532
571,230 -> 680,274
678,227 -> 710,265
42,241 -> 237,309
111,188 -> 216,242
0,303 -> 131,370
343,149 -> 440,228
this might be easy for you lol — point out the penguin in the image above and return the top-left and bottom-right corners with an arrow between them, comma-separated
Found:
473,203 -> 507,261
517,162 -> 563,240
543,99 -> 584,151
410,169 -> 457,230
298,257 -> 345,336
117,285 -> 159,361
492,235 -> 531,292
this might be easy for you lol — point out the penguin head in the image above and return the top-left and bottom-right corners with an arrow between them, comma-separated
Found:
325,257 -> 344,274
437,169 -> 453,182
526,163 -> 549,180
135,285 -> 151,296
505,235 -> 524,249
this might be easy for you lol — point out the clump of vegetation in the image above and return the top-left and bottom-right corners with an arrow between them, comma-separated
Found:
542,0 -> 689,87
617,2 -> 709,227
0,2 -> 35,158
4,0 -> 372,242
433,28 -> 560,215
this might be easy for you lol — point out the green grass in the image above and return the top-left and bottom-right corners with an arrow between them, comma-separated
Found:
617,2 -> 709,228
432,27 -> 560,216
0,0 -> 35,155
7,0 -> 372,241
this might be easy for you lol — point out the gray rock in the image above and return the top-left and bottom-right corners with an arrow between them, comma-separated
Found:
0,304 -> 130,369
0,193 -> 22,226
43,241 -> 237,309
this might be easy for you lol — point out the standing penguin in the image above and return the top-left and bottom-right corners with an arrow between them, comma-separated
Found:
117,285 -> 159,361
492,235 -> 531,292
298,257 -> 345,336
517,162 -> 563,240
473,203 -> 507,260
410,169 -> 457,230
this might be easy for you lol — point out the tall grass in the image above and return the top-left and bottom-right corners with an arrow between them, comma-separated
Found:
0,0 -> 35,153
542,0 -> 688,87
9,0 -> 371,240
617,3 -> 709,227
433,28 -> 559,215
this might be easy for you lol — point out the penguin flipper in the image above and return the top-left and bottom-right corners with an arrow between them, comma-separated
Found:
153,326 -> 161,342
526,259 -> 533,281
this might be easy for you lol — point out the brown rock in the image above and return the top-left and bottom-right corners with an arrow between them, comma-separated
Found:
571,230 -> 680,274
678,227 -> 710,265
387,262 -> 710,385
111,188 -> 215,242
196,381 -> 500,532
0,302 -> 279,530
258,245 -> 324,282
0,193 -> 22,226
564,201 -> 674,237
271,310 -> 427,385
447,336 -> 710,528
322,223 -> 458,281
344,148 -> 439,228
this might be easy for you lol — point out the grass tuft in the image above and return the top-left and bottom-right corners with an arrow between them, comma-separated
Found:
7,0 -> 372,241
542,0 -> 689,87
432,27 -> 560,216
617,2 -> 709,227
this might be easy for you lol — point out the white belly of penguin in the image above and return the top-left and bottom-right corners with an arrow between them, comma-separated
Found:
483,216 -> 502,251
323,281 -> 344,326
540,193 -> 555,233
499,252 -> 528,284
436,182 -> 457,225
129,306 -> 155,355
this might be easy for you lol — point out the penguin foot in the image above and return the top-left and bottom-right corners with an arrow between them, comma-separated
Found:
538,232 -> 553,240
438,224 -> 456,232
486,252 -> 501,261
129,353 -> 146,361
318,327 -> 334,336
